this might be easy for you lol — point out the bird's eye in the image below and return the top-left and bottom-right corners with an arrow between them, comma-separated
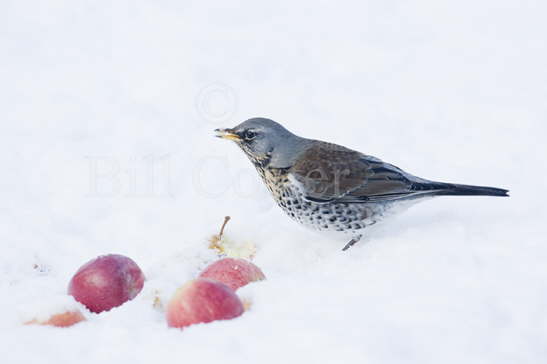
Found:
244,130 -> 257,140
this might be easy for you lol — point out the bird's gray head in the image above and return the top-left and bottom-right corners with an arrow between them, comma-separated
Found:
215,118 -> 306,168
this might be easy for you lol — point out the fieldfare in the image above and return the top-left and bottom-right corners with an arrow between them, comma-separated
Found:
215,118 -> 509,251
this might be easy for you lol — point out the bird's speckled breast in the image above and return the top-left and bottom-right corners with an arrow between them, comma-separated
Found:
255,165 -> 387,235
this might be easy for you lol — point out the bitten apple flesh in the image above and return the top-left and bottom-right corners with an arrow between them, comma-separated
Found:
199,258 -> 265,290
68,254 -> 145,313
166,278 -> 244,328
25,310 -> 86,328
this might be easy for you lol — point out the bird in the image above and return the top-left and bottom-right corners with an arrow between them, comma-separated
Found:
214,118 -> 509,251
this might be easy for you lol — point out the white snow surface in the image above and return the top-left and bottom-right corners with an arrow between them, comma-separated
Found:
1,1 -> 546,363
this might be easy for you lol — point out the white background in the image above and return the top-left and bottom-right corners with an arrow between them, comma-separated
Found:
1,1 -> 546,363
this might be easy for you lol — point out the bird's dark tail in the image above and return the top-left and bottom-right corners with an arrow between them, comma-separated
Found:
426,182 -> 509,197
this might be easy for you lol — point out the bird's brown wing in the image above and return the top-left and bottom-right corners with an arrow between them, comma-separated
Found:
289,142 -> 418,203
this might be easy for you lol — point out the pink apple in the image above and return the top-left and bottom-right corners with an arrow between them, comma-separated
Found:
199,258 -> 265,290
166,278 -> 244,328
68,254 -> 145,313
25,310 -> 86,328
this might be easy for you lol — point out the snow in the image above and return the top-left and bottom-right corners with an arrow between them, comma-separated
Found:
1,1 -> 546,363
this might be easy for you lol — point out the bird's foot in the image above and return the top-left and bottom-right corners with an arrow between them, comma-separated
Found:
342,235 -> 362,251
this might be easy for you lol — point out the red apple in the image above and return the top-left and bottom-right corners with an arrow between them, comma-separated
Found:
68,254 -> 145,313
199,258 -> 265,290
25,310 -> 86,328
166,278 -> 244,328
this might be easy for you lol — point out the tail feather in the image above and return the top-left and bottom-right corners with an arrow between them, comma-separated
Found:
428,183 -> 509,197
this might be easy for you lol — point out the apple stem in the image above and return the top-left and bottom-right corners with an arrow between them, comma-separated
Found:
219,216 -> 231,240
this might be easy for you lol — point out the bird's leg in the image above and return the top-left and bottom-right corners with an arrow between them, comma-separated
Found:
342,235 -> 362,251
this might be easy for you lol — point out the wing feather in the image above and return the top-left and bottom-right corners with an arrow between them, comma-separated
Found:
289,142 -> 422,203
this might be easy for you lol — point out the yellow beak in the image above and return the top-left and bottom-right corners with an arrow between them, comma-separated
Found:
214,128 -> 241,141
